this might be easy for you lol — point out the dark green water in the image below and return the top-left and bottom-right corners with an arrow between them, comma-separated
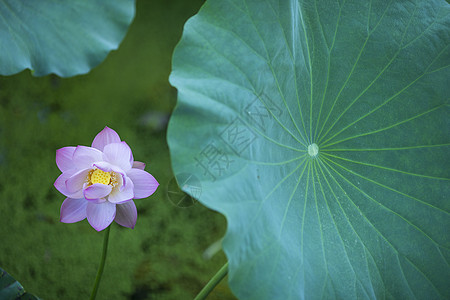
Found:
0,1 -> 234,299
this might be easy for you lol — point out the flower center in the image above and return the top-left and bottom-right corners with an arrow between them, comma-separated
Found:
308,143 -> 319,157
90,169 -> 111,185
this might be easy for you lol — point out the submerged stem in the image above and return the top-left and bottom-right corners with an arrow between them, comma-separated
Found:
194,262 -> 229,300
90,225 -> 111,300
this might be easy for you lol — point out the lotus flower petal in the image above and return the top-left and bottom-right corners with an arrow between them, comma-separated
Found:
60,198 -> 88,223
56,147 -> 76,172
72,146 -> 103,170
91,126 -> 121,151
114,200 -> 137,229
108,178 -> 134,204
84,183 -> 112,200
132,161 -> 146,170
65,168 -> 90,194
127,168 -> 159,199
103,142 -> 133,172
86,201 -> 116,231
54,170 -> 84,198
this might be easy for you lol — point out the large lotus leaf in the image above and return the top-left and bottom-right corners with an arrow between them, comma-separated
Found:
168,0 -> 450,299
0,267 -> 40,299
0,0 -> 135,77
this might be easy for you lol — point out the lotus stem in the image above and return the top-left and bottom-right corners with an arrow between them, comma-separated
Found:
194,261 -> 229,300
90,225 -> 111,300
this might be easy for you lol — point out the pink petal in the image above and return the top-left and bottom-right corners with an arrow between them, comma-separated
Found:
83,183 -> 112,200
108,178 -> 134,204
127,169 -> 159,199
56,147 -> 76,172
72,146 -> 103,170
54,172 -> 70,195
93,161 -> 114,172
132,161 -> 146,170
114,200 -> 137,229
60,198 -> 88,223
89,198 -> 108,204
91,126 -> 121,151
54,170 -> 84,198
86,201 -> 116,231
65,168 -> 90,194
103,142 -> 133,172
94,161 -> 125,178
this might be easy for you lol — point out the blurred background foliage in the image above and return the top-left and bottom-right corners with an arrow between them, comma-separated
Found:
0,0 -> 234,299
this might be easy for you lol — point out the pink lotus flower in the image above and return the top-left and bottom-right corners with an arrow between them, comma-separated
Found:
54,127 -> 159,231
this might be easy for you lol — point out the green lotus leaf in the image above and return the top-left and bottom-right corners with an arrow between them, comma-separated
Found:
0,0 -> 135,77
168,0 -> 450,298
0,267 -> 40,299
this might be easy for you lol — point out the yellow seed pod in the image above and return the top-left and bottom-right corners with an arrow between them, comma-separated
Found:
90,169 -> 111,185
